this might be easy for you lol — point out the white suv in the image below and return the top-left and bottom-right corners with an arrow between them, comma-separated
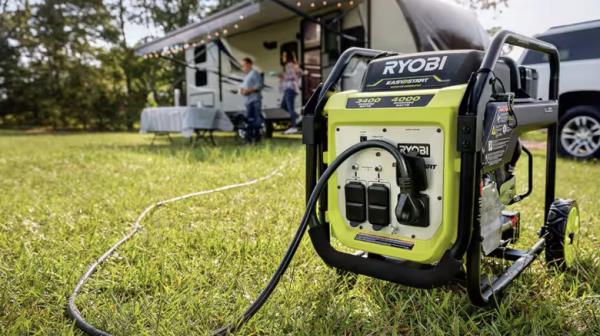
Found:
520,20 -> 600,159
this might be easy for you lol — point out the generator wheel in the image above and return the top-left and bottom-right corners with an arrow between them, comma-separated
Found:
545,199 -> 580,270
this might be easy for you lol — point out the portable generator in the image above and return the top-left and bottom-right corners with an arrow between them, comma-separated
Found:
301,30 -> 580,306
67,31 -> 583,336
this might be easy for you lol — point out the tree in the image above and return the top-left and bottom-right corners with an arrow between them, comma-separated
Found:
0,0 -> 122,128
455,0 -> 509,11
0,0 -> 34,125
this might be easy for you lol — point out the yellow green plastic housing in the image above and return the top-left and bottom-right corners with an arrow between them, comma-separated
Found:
324,84 -> 468,264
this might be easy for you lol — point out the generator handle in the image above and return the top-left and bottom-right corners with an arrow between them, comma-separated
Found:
479,30 -> 560,101
316,47 -> 391,113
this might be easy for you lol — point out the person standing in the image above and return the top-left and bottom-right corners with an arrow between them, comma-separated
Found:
280,51 -> 302,135
240,57 -> 263,143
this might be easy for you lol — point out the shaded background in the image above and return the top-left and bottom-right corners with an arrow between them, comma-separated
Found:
1,0 -> 598,130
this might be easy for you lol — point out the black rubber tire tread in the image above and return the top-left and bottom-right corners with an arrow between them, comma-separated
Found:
544,199 -> 578,270
558,105 -> 600,159
233,114 -> 248,141
265,121 -> 274,138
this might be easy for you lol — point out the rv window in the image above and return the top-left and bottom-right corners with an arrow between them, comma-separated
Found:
280,42 -> 299,65
303,21 -> 321,49
341,26 -> 365,50
195,69 -> 207,87
194,45 -> 207,64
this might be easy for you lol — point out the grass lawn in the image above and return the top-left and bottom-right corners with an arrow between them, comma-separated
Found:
0,131 -> 599,335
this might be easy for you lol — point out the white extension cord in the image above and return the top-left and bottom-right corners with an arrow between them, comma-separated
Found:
67,160 -> 292,336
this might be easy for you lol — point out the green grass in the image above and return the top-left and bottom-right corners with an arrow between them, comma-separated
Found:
0,131 -> 598,335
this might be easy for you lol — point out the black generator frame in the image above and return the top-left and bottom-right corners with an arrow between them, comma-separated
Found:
302,30 -> 560,305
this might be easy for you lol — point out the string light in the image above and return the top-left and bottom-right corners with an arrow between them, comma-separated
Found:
142,0 -> 362,58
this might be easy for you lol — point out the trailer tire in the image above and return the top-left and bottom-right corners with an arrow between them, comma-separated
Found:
265,121 -> 274,138
233,114 -> 248,142
558,106 -> 600,159
544,199 -> 580,270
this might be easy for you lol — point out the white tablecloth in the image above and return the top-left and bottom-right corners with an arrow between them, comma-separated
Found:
140,106 -> 233,137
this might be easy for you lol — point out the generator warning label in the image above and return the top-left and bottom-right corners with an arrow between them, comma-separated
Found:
483,104 -> 514,167
346,94 -> 434,109
355,233 -> 414,250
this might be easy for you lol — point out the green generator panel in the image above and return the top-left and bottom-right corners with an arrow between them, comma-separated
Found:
324,84 -> 468,264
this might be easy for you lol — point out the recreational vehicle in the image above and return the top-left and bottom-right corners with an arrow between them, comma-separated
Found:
136,0 -> 489,137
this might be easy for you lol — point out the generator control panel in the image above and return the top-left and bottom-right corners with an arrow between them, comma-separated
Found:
334,125 -> 445,241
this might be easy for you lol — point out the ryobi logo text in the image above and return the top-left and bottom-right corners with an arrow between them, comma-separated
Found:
397,143 -> 431,158
382,56 -> 448,75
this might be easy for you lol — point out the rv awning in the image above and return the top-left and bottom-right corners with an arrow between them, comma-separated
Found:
398,0 -> 490,51
135,0 -> 357,56
135,1 -> 260,56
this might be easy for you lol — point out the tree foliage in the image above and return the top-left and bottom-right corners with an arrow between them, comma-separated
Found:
455,0 -> 509,11
0,0 -> 218,130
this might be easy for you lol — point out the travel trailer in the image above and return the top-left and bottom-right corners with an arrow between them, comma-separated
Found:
135,0 -> 489,136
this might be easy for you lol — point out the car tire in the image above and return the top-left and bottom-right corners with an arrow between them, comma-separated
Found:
558,105 -> 600,159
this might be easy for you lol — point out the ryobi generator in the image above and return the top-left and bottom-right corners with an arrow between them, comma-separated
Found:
301,30 -> 580,306
67,31 -> 583,336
